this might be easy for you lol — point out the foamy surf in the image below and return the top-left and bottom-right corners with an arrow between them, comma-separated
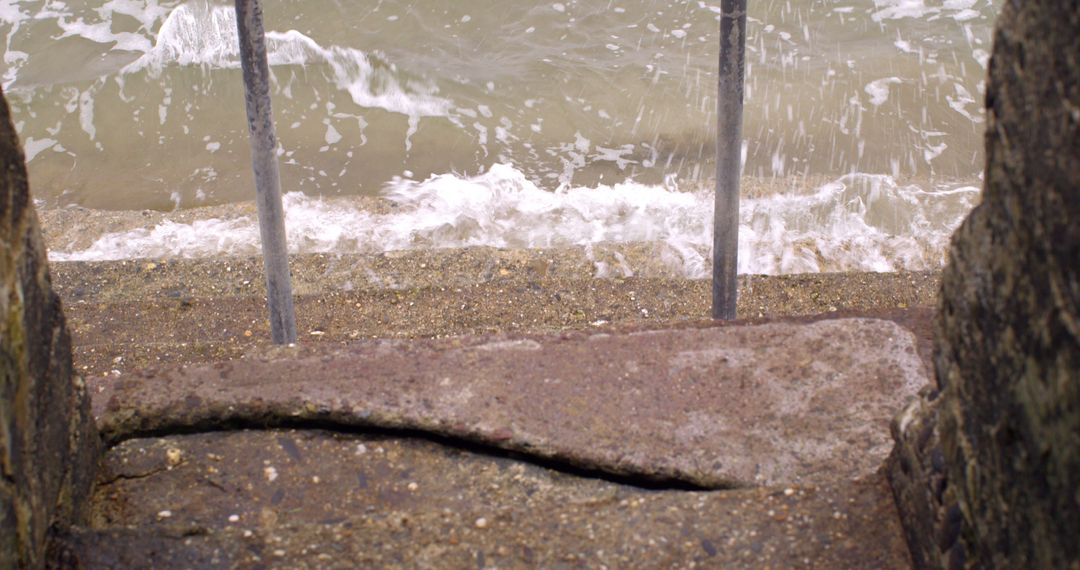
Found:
125,3 -> 453,120
7,0 -> 998,211
47,164 -> 979,277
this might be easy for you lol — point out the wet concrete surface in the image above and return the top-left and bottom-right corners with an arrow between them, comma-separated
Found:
90,318 -> 927,489
69,429 -> 911,569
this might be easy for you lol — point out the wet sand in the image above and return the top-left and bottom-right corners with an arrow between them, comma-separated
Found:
45,245 -> 940,377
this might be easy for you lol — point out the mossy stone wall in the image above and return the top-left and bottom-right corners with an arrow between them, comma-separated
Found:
0,86 -> 98,569
890,2 -> 1079,568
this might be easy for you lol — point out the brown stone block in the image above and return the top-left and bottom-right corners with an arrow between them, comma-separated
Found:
890,1 -> 1080,568
0,84 -> 98,568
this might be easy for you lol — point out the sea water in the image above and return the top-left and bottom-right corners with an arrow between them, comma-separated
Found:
1,0 -> 999,275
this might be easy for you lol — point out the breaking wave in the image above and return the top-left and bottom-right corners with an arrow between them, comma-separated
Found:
49,164 -> 979,277
125,2 -> 453,119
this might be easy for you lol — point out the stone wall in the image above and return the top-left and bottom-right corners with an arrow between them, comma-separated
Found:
890,1 -> 1079,568
0,85 -> 98,568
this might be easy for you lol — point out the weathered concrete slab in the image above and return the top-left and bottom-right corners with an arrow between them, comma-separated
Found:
91,318 -> 928,488
67,429 -> 911,569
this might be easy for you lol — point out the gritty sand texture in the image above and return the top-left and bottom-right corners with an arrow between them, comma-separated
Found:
46,248 -> 939,377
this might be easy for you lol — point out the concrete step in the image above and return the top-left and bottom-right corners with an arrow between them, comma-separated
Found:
65,429 -> 911,569
90,317 -> 928,489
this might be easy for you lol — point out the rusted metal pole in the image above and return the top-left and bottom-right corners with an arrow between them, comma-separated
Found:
234,0 -> 297,344
712,0 -> 747,321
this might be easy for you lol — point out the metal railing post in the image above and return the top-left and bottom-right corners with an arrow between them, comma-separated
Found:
234,0 -> 297,344
712,0 -> 747,321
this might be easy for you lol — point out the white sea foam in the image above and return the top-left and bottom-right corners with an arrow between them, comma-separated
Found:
872,0 -> 991,22
125,3 -> 452,119
0,0 -> 24,25
0,0 -> 28,87
49,164 -> 979,277
865,77 -> 903,107
54,15 -> 152,53
23,137 -> 56,162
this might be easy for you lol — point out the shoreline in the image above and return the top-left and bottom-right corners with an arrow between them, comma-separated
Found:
37,169 -> 976,275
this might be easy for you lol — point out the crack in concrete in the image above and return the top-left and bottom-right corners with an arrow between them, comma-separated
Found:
101,419 -> 737,492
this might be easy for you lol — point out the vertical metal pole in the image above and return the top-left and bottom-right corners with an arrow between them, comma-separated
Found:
235,0 -> 297,344
712,0 -> 747,321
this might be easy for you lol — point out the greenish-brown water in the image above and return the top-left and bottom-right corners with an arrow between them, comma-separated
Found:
8,0 -> 999,274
